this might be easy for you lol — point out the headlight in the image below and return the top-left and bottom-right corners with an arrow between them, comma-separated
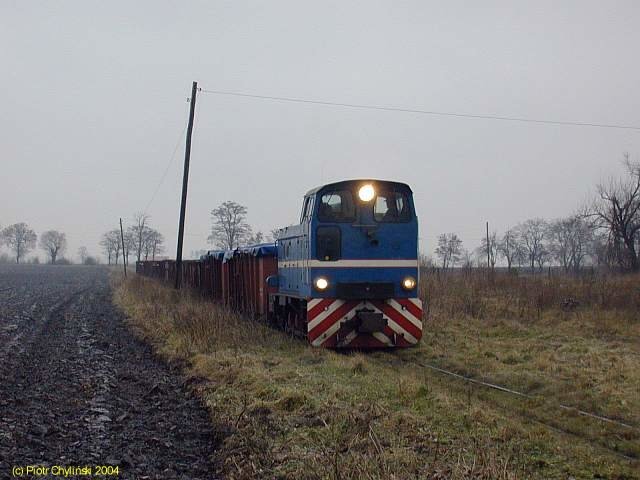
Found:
314,277 -> 329,291
402,276 -> 416,290
358,184 -> 375,202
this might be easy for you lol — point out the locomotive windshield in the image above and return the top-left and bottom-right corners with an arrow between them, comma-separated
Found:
374,191 -> 411,222
317,190 -> 356,222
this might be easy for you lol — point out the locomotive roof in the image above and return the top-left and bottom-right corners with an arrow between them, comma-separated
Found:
304,179 -> 413,197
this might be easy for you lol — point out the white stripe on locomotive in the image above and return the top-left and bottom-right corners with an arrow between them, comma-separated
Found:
307,299 -> 345,331
387,299 -> 423,330
278,259 -> 418,269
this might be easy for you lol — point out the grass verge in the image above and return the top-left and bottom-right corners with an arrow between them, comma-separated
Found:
114,274 -> 639,479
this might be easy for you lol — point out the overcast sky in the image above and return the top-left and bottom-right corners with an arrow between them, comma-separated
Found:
1,1 -> 639,261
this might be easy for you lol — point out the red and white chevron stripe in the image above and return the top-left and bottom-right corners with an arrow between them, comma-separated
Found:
306,298 -> 423,348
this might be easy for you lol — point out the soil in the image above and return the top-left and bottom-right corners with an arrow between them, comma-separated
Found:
0,265 -> 219,479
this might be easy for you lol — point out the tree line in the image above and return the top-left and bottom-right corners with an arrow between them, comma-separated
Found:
100,213 -> 165,265
8,154 -> 635,270
431,154 -> 640,273
0,223 -> 96,264
432,216 -> 596,273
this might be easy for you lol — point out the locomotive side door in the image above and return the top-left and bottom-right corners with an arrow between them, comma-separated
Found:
300,195 -> 314,289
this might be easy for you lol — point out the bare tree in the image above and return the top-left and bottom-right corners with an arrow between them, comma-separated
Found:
208,201 -> 252,249
147,229 -> 165,260
1,223 -> 37,264
589,154 -> 640,271
39,230 -> 67,264
547,215 -> 592,273
588,231 -> 615,269
78,246 -> 89,264
129,213 -> 151,262
247,230 -> 264,245
100,230 -> 121,265
123,230 -> 136,265
142,230 -> 153,260
435,233 -> 463,270
460,248 -> 474,270
515,218 -> 548,272
476,231 -> 498,269
535,243 -> 551,270
497,228 -> 520,271
547,219 -> 570,270
140,228 -> 165,260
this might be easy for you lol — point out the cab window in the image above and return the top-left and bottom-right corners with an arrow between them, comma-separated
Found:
317,190 -> 356,222
374,191 -> 411,222
300,197 -> 310,222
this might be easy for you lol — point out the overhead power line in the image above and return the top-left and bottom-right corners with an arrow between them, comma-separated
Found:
200,88 -> 640,131
143,121 -> 189,215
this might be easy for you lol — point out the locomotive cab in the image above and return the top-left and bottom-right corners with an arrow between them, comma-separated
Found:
275,179 -> 422,348
308,180 -> 418,300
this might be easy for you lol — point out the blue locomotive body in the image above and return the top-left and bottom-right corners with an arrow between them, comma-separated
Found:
271,179 -> 422,348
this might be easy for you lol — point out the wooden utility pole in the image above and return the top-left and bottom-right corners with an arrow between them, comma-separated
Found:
175,81 -> 198,289
120,217 -> 127,278
486,221 -> 490,270
506,231 -> 511,271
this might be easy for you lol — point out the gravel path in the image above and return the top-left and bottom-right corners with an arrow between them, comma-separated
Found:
0,265 -> 219,479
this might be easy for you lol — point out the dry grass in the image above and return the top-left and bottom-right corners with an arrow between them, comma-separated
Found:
114,274 -> 639,479
421,269 -> 640,321
418,271 -> 640,413
413,270 -> 640,460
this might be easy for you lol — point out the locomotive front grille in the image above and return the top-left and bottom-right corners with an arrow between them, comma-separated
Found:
336,282 -> 394,299
355,311 -> 387,333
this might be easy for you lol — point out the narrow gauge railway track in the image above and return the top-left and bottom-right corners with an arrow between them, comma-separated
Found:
383,351 -> 640,463
221,302 -> 640,463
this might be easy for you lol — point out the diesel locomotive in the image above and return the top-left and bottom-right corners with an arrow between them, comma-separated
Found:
136,179 -> 423,348
270,179 -> 422,347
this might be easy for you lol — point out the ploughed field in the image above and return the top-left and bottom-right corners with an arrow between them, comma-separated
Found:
0,265 -> 218,479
